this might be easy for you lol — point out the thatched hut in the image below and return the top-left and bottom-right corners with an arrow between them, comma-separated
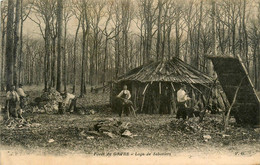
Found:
110,58 -> 216,114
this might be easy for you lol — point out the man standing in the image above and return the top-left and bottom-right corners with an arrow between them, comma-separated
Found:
176,84 -> 191,119
117,85 -> 136,117
17,84 -> 26,114
117,85 -> 131,100
61,92 -> 77,113
6,85 -> 20,119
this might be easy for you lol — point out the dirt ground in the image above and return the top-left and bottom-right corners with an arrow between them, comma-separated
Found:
0,86 -> 260,164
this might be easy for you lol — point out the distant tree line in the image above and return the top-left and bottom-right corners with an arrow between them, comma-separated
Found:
0,0 -> 259,96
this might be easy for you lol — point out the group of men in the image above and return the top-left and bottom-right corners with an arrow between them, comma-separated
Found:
5,83 -> 192,119
6,84 -> 27,119
5,83 -> 78,119
116,84 -> 193,119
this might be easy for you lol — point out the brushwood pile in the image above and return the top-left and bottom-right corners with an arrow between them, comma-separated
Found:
31,88 -> 63,114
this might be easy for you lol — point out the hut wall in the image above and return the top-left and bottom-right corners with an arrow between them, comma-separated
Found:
141,82 -> 178,114
110,81 -> 218,115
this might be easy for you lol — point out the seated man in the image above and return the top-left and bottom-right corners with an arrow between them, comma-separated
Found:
6,85 -> 21,119
117,85 -> 136,117
176,84 -> 191,119
61,92 -> 77,113
16,84 -> 27,114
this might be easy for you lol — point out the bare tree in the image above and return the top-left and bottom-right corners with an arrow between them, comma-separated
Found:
5,0 -> 15,91
89,0 -> 105,85
63,0 -> 73,92
140,0 -> 157,64
12,0 -> 21,87
121,0 -> 134,73
18,0 -> 32,85
71,1 -> 81,93
56,0 -> 63,92
29,0 -> 56,91
100,1 -> 119,86
0,1 -> 7,91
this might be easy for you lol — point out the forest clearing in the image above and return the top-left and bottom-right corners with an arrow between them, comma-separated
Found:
1,0 -> 260,164
1,86 -> 260,156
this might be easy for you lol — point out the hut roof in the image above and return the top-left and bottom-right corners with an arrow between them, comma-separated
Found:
117,58 -> 213,84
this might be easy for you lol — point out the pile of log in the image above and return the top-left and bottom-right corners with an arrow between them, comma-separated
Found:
30,88 -> 62,114
81,118 -> 134,139
41,88 -> 63,102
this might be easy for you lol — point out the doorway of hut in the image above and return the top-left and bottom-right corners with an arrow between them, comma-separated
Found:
141,82 -> 175,114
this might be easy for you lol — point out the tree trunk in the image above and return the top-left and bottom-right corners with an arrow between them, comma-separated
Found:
63,18 -> 68,92
156,0 -> 162,61
196,1 -> 203,70
0,1 -> 4,91
175,8 -> 180,58
13,0 -> 21,87
51,37 -> 56,87
56,0 -> 63,92
73,16 -> 81,94
5,0 -> 15,91
208,0 -> 216,76
103,37 -> 108,86
80,31 -> 86,97
18,0 -> 23,85
256,42 -> 260,90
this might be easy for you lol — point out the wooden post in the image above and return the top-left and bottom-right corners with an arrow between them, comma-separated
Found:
140,83 -> 149,113
142,83 -> 149,95
134,84 -> 137,109
159,82 -> 161,94
141,94 -> 146,112
170,82 -> 176,91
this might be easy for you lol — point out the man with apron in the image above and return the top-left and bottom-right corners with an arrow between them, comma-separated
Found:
176,84 -> 191,119
6,85 -> 21,119
117,85 -> 136,117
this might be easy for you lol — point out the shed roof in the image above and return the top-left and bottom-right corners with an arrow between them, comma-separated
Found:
208,55 -> 260,125
117,58 -> 213,84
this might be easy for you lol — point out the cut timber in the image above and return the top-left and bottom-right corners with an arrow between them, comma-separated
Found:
208,56 -> 260,126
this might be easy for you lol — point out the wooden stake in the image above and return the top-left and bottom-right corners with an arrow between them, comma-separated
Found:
159,82 -> 161,94
141,94 -> 146,112
170,82 -> 175,91
142,83 -> 149,95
